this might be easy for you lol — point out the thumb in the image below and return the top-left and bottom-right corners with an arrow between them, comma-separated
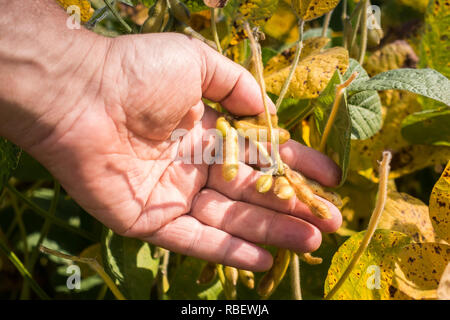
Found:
198,41 -> 276,116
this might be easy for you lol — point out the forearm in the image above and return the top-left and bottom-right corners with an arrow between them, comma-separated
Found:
0,0 -> 109,150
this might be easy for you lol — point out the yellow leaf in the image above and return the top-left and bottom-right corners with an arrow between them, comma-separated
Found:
56,0 -> 93,23
324,230 -> 411,300
262,0 -> 298,43
264,47 -> 349,99
398,0 -> 429,13
437,263 -> 450,300
264,37 -> 330,76
365,40 -> 418,77
429,162 -> 450,244
349,91 -> 450,182
291,0 -> 341,21
379,191 -> 436,243
393,243 -> 450,300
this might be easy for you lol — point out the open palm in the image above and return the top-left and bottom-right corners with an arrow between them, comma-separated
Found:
27,33 -> 342,271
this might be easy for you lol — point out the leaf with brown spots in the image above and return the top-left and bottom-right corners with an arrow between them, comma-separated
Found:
393,243 -> 450,299
291,0 -> 341,21
264,47 -> 349,99
264,37 -> 330,77
324,230 -> 411,300
379,191 -> 436,243
349,91 -> 450,182
365,40 -> 418,77
429,162 -> 450,244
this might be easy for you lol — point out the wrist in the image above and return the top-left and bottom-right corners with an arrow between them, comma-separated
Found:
0,0 -> 111,151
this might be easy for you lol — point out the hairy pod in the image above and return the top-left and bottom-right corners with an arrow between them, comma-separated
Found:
238,270 -> 255,289
222,127 -> 239,182
216,117 -> 231,138
305,178 -> 342,207
256,174 -> 273,193
224,266 -> 239,286
197,262 -> 217,285
168,0 -> 190,24
233,120 -> 290,144
141,0 -> 168,33
257,248 -> 291,298
273,176 -> 295,200
298,252 -> 323,265
285,168 -> 332,219
161,274 -> 170,293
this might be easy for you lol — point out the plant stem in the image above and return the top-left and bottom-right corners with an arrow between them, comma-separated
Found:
177,22 -> 218,50
0,238 -> 50,300
103,0 -> 133,33
349,2 -> 363,54
359,0 -> 368,64
321,11 -> 333,37
210,8 -> 222,54
324,151 -> 392,300
289,253 -> 302,300
39,245 -> 126,300
319,72 -> 358,153
275,19 -> 305,110
29,181 -> 61,270
6,184 -> 97,242
243,21 -> 284,175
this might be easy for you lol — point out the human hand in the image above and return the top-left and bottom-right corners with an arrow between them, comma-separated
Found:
0,7 -> 341,270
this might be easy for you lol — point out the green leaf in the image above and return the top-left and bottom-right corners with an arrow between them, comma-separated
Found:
401,108 -> 450,146
102,228 -> 160,299
420,0 -> 450,79
268,93 -> 312,130
181,0 -> 208,12
313,70 -> 351,185
349,68 -> 450,106
0,138 -> 21,192
324,230 -> 411,300
344,59 -> 382,140
167,257 -> 223,299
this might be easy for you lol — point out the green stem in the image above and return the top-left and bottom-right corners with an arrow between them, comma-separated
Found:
244,21 -> 284,175
358,0 -> 368,64
210,8 -> 222,54
321,11 -> 333,38
275,19 -> 305,110
289,253 -> 302,300
0,238 -> 50,299
103,0 -> 133,33
29,181 -> 61,270
40,246 -> 126,300
6,184 -> 97,242
325,151 -> 392,300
